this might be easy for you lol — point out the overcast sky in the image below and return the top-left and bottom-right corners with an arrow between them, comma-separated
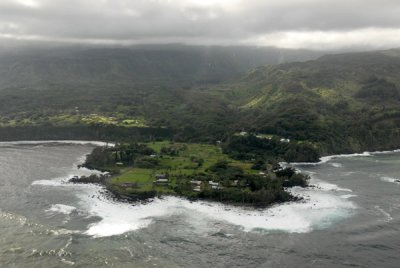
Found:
1,0 -> 400,49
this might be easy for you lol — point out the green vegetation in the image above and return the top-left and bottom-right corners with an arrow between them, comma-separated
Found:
1,47 -> 400,158
225,133 -> 320,162
211,49 -> 400,154
5,46 -> 400,206
82,141 -> 309,207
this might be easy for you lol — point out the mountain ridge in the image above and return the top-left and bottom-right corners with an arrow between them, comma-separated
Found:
0,46 -> 400,157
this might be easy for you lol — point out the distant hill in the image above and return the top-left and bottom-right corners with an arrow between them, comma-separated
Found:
1,46 -> 400,155
0,45 -> 327,89
214,48 -> 400,153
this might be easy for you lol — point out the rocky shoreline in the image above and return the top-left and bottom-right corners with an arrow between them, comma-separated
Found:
67,172 -> 304,208
68,173 -> 159,204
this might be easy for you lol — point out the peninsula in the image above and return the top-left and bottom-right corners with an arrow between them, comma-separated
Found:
76,140 -> 310,207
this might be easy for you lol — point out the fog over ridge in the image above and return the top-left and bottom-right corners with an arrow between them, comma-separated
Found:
0,0 -> 400,49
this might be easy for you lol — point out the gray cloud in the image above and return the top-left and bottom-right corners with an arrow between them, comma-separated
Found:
1,0 -> 400,49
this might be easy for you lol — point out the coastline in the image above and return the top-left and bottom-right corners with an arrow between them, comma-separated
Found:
23,141 -> 360,237
0,140 -> 115,147
282,148 -> 400,166
76,143 -> 311,208
71,172 -> 303,209
23,140 -> 400,208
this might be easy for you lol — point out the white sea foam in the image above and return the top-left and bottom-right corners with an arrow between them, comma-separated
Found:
308,176 -> 353,192
46,204 -> 77,215
330,162 -> 343,168
370,149 -> 400,155
32,177 -> 104,190
288,152 -> 373,166
32,171 -> 75,186
285,149 -> 400,166
32,174 -> 95,188
77,182 -> 357,237
0,140 -> 115,147
313,181 -> 353,192
374,206 -> 393,222
380,176 -> 400,184
320,152 -> 373,163
32,159 -> 104,188
30,142 -> 358,238
38,178 -> 357,237
340,194 -> 357,199
32,178 -> 69,187
342,171 -> 356,176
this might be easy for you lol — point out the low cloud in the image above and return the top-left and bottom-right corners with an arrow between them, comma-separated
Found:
1,0 -> 400,49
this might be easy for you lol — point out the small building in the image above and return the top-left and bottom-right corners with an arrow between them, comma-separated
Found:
191,180 -> 202,192
259,171 -> 267,177
153,178 -> 169,185
154,174 -> 169,185
120,183 -> 137,188
116,162 -> 124,166
209,181 -> 220,190
155,174 -> 167,180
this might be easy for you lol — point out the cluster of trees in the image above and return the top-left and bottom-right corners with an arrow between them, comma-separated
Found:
223,134 -> 321,163
355,77 -> 399,100
160,144 -> 187,156
174,161 -> 309,207
113,143 -> 155,165
82,141 -> 310,207
69,174 -> 107,185
135,157 -> 160,169
206,160 -> 244,177
198,187 -> 293,207
84,143 -> 156,171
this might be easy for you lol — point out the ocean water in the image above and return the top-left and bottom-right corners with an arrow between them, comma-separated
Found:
0,142 -> 399,267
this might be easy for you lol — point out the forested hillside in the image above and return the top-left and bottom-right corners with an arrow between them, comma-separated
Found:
0,45 -> 324,89
1,46 -> 400,157
215,49 -> 400,154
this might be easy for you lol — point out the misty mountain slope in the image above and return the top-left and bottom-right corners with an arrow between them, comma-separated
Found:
210,49 -> 400,153
174,49 -> 397,150
1,48 -> 400,154
0,45 -> 326,89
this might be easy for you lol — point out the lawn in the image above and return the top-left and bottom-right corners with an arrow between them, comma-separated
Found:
112,168 -> 154,184
111,141 -> 257,189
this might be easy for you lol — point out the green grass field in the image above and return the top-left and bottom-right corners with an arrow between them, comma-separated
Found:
110,141 -> 257,193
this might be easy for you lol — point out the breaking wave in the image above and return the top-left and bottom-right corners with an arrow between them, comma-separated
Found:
31,142 -> 358,238
0,140 -> 114,147
286,149 -> 400,166
330,162 -> 343,168
46,204 -> 77,215
380,176 -> 400,184
76,179 -> 357,237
